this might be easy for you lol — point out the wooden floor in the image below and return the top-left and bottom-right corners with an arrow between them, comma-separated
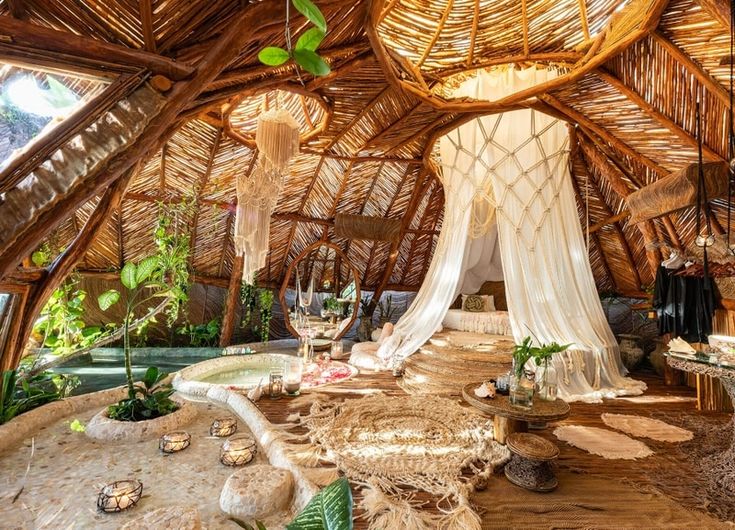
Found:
255,368 -> 732,529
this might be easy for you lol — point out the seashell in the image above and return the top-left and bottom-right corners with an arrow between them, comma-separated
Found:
247,379 -> 264,402
473,382 -> 496,399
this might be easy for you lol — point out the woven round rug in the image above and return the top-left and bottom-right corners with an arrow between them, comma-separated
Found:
299,394 -> 510,529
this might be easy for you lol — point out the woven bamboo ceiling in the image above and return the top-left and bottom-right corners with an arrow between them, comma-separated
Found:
0,0 -> 732,299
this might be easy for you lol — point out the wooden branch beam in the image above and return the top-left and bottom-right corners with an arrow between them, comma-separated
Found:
139,0 -> 157,53
597,69 -> 724,161
0,3 -> 274,280
695,0 -> 731,31
0,74 -> 145,194
6,0 -> 28,20
588,211 -> 631,233
540,94 -> 667,175
569,144 -> 615,289
651,31 -> 730,109
0,15 -> 193,80
220,255 -> 244,347
578,133 -> 661,276
9,166 -> 137,368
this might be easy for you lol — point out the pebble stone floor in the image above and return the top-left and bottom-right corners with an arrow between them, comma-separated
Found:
0,399 -> 279,529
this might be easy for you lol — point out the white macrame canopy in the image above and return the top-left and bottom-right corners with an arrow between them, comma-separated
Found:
234,108 -> 299,283
379,67 -> 645,402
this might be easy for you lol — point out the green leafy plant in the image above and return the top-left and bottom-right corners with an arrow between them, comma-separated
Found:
286,477 -> 353,530
377,294 -> 396,322
513,336 -> 572,377
322,296 -> 340,312
33,277 -> 106,354
512,337 -> 535,378
153,200 -> 192,327
97,252 -> 185,421
240,281 -> 258,329
69,418 -> 86,432
177,318 -> 221,347
359,296 -> 372,317
257,0 -> 331,77
106,366 -> 177,422
0,370 -> 78,425
258,290 -> 274,344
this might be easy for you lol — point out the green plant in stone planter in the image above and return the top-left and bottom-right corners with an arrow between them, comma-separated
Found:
97,255 -> 186,422
258,0 -> 331,77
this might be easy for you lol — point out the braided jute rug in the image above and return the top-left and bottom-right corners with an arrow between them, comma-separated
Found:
291,394 -> 510,530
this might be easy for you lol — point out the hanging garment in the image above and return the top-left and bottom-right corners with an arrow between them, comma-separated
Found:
653,265 -> 716,342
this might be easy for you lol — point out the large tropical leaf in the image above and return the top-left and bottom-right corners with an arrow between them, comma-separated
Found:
98,290 -> 121,311
286,477 -> 353,530
136,256 -> 159,285
258,47 -> 290,66
292,0 -> 327,33
121,262 -> 138,290
293,49 -> 331,76
295,27 -> 325,52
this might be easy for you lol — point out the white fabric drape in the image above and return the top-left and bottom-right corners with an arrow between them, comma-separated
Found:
456,219 -> 504,296
377,107 -> 497,364
382,66 -> 645,402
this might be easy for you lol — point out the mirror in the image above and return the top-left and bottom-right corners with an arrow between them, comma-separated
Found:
279,242 -> 360,343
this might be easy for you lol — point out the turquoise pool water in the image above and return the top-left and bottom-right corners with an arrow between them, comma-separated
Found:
50,348 -> 221,395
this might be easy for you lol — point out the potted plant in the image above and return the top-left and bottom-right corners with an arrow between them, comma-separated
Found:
377,295 -> 396,327
97,254 -> 185,422
356,296 -> 373,342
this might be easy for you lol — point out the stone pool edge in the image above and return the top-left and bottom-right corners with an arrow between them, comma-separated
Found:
173,370 -> 320,514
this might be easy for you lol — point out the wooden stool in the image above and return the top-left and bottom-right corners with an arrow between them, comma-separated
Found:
503,432 -> 560,492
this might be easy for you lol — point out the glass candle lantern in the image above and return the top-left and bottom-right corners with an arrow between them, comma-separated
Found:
284,358 -> 303,395
330,340 -> 343,359
159,431 -> 191,453
269,368 -> 284,399
97,479 -> 143,513
220,435 -> 257,466
210,417 -> 237,437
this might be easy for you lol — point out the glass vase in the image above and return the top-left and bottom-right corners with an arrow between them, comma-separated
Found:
535,362 -> 558,401
510,371 -> 534,409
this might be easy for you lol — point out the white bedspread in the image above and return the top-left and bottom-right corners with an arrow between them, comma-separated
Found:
442,309 -> 511,335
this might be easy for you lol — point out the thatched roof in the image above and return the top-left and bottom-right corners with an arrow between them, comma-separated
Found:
0,0 -> 732,360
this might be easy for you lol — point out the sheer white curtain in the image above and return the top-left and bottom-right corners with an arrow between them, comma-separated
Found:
382,66 -> 644,401
377,103 -> 497,365
446,67 -> 645,402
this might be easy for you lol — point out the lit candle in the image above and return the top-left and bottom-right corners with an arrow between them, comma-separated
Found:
220,435 -> 257,466
97,480 -> 143,513
269,369 -> 284,399
210,418 -> 237,437
159,431 -> 191,453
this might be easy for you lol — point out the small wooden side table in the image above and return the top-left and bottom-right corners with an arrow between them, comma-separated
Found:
504,432 -> 560,492
462,382 -> 570,443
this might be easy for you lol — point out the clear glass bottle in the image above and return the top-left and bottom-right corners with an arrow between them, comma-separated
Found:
509,359 -> 534,409
535,362 -> 558,401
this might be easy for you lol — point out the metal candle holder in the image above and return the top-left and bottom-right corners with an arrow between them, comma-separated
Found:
210,417 -> 237,437
97,479 -> 143,513
220,434 -> 257,466
159,431 -> 191,453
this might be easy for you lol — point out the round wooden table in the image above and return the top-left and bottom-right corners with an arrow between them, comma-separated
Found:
504,432 -> 560,492
462,382 -> 570,443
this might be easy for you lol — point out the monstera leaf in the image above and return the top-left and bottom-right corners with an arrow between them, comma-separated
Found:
286,477 -> 353,530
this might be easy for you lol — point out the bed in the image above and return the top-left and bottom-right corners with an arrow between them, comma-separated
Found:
442,309 -> 512,335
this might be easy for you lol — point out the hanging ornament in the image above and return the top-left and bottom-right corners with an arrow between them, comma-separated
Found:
694,101 -> 714,249
255,108 -> 300,171
234,101 -> 300,283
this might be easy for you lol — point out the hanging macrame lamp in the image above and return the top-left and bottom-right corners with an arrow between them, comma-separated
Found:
234,106 -> 300,283
255,107 -> 300,171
